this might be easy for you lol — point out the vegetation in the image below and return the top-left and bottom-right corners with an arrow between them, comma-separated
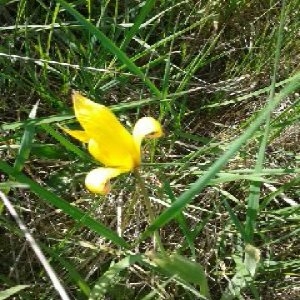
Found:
0,0 -> 299,299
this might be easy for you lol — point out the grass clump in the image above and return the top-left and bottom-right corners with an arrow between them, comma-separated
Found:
0,0 -> 299,299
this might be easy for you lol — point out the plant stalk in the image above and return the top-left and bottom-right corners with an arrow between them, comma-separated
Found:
134,169 -> 165,254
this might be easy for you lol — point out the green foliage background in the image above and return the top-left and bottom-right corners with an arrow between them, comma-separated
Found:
0,0 -> 299,299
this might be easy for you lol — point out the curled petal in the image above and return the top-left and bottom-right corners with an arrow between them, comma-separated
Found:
85,167 -> 123,194
132,117 -> 163,149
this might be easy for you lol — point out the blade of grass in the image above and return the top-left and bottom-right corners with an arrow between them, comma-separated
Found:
0,285 -> 30,300
222,198 -> 246,240
0,160 -> 129,249
1,97 -> 168,132
151,253 -> 211,299
13,101 -> 39,172
175,29 -> 222,95
260,176 -> 300,211
245,0 -> 286,243
0,213 -> 90,297
41,123 -> 91,161
56,0 -> 162,98
164,181 -> 196,258
89,254 -> 142,300
1,102 -> 39,197
120,0 -> 156,51
43,246 -> 90,297
105,0 -> 157,80
0,72 -> 294,133
139,71 -> 300,241
1,114 -> 73,131
0,191 -> 71,300
208,174 -> 275,185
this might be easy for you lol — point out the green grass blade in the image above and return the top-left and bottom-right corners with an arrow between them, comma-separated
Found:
222,198 -> 246,240
151,253 -> 211,299
0,285 -> 30,300
221,245 -> 260,300
1,74 -> 293,133
89,254 -> 142,300
260,176 -> 300,211
164,181 -> 196,258
1,114 -> 73,131
40,123 -> 91,161
43,245 -> 90,297
209,174 -> 275,185
120,0 -> 156,51
0,98 -> 168,132
13,101 -> 39,172
0,160 -> 128,249
0,213 -> 90,297
139,71 -> 300,240
245,0 -> 287,243
56,0 -> 162,98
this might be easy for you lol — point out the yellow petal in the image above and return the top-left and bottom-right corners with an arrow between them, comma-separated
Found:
85,167 -> 123,194
132,117 -> 163,149
62,128 -> 90,143
72,92 -> 140,169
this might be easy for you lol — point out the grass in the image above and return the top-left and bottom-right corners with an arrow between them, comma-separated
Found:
0,0 -> 299,299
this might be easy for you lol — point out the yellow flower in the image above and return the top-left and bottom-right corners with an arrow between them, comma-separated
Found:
64,92 -> 163,194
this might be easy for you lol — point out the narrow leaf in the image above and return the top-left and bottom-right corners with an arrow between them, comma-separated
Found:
56,0 -> 162,98
140,71 -> 300,240
0,285 -> 30,300
89,255 -> 142,300
14,101 -> 39,172
0,160 -> 129,249
151,253 -> 211,299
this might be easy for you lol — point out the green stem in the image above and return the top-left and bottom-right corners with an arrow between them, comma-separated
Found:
134,169 -> 165,254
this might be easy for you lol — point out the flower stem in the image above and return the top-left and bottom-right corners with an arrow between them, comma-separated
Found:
134,169 -> 165,254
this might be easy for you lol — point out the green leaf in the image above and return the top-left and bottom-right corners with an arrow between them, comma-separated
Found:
0,285 -> 30,300
151,253 -> 211,299
43,245 -> 90,297
209,174 -> 275,185
164,181 -> 196,257
41,123 -> 91,161
140,71 -> 300,240
222,198 -> 246,240
56,0 -> 162,98
1,114 -> 73,131
221,245 -> 260,300
89,255 -> 142,300
13,101 -> 39,172
245,0 -> 287,243
120,0 -> 156,51
0,160 -> 129,249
